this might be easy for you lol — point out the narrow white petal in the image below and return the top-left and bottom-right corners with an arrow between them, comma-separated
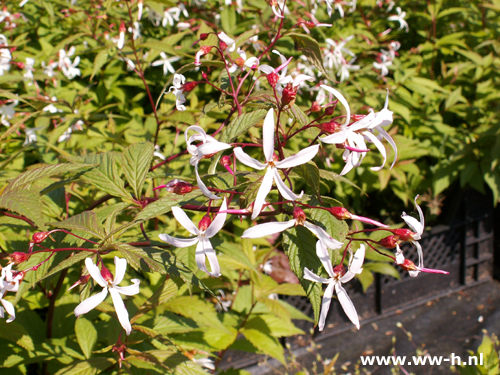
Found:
113,279 -> 140,296
245,57 -> 259,68
364,131 -> 387,171
262,109 -> 275,163
197,141 -> 231,156
74,288 -> 108,316
241,220 -> 295,238
251,167 -> 274,220
292,74 -> 315,87
377,127 -> 397,168
258,64 -> 275,74
414,195 -> 425,235
1,298 -> 15,323
195,239 -> 210,275
401,213 -> 423,238
304,222 -> 343,249
273,168 -> 303,201
158,233 -> 199,248
340,244 -> 365,283
315,241 -> 335,278
335,283 -> 359,329
275,145 -> 319,169
109,288 -> 132,335
85,258 -> 107,288
319,130 -> 349,145
414,241 -> 424,269
320,85 -> 351,126
195,166 -> 221,200
203,240 -> 221,277
319,283 -> 335,331
113,257 -> 128,286
205,198 -> 228,238
234,147 -> 266,170
303,267 -> 330,284
172,206 -> 199,235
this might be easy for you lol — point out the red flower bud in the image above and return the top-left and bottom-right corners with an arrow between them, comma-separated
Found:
200,33 -> 209,41
220,155 -> 234,175
219,41 -> 228,51
201,71 -> 208,80
400,259 -> 417,272
31,232 -> 51,244
164,179 -> 194,195
17,62 -> 25,69
293,207 -> 306,225
324,105 -> 336,116
391,228 -> 414,241
234,57 -> 245,68
10,252 -> 30,264
378,235 -> 399,249
68,274 -> 91,290
310,101 -> 321,113
326,207 -> 351,220
119,21 -> 126,32
198,215 -> 212,231
267,72 -> 279,88
318,121 -> 341,134
304,21 -> 315,28
182,81 -> 198,92
281,83 -> 297,106
101,266 -> 113,283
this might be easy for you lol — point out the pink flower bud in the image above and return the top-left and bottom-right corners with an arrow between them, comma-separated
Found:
200,33 -> 209,41
326,207 -> 351,220
267,72 -> 279,87
198,215 -> 212,231
318,121 -> 341,134
68,274 -> 91,290
10,252 -> 30,264
378,235 -> 399,249
101,266 -> 113,283
281,83 -> 297,106
392,228 -> 414,241
310,101 -> 321,113
324,105 -> 336,116
220,155 -> 234,175
31,232 -> 51,244
201,71 -> 208,80
159,179 -> 194,195
219,41 -> 228,51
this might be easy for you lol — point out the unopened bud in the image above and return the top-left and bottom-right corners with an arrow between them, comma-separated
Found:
101,266 -> 113,283
182,81 -> 198,92
304,21 -> 315,28
201,71 -> 208,80
234,57 -> 245,68
119,21 -> 126,32
281,83 -> 297,106
200,33 -> 209,41
378,235 -> 399,249
16,62 -> 25,69
219,41 -> 228,51
220,155 -> 234,175
318,121 -> 341,134
163,179 -> 194,195
68,274 -> 91,291
391,228 -> 414,241
293,207 -> 306,225
10,252 -> 30,264
310,101 -> 321,113
324,105 -> 336,116
267,72 -> 279,88
31,232 -> 51,244
198,215 -> 212,231
326,207 -> 351,220
400,259 -> 417,271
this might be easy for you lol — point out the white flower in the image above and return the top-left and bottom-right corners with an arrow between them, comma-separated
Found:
159,199 -> 228,277
128,21 -> 141,40
74,257 -> 140,335
271,0 -> 289,19
388,7 -> 409,32
58,120 -> 84,143
117,22 -> 126,50
337,58 -> 360,83
23,126 -> 43,147
43,96 -> 63,114
58,47 -> 81,79
258,50 -> 293,92
228,48 -> 259,73
324,35 -> 355,71
185,125 -> 232,200
304,243 -> 365,331
373,53 -> 392,77
399,195 -> 425,277
319,86 -> 397,175
42,60 -> 58,77
0,264 -> 21,323
242,207 -> 343,250
0,99 -> 18,127
0,35 -> 12,76
168,73 -> 187,111
234,109 -> 319,219
23,57 -> 35,85
217,32 -> 236,52
151,52 -> 180,76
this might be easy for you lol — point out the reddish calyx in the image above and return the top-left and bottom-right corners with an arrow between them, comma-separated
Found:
378,235 -> 400,249
326,207 -> 351,220
293,207 -> 307,225
281,83 -> 297,106
10,252 -> 30,264
333,264 -> 346,277
317,121 -> 341,134
267,72 -> 279,88
101,266 -> 113,283
198,215 -> 212,231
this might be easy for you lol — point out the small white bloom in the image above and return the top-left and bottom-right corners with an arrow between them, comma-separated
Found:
42,60 -> 58,77
217,32 -> 236,52
23,57 -> 35,85
304,243 -> 365,331
399,195 -> 425,277
151,52 -> 179,76
168,73 -> 187,111
0,99 -> 18,127
0,264 -> 21,323
74,257 -> 140,335
388,7 -> 409,32
0,34 -> 12,76
159,199 -> 228,277
235,109 -> 319,219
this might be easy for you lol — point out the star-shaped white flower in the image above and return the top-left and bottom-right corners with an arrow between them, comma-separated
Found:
228,48 -> 259,73
241,207 -> 343,250
169,74 -> 187,111
74,257 -> 140,335
0,264 -> 21,323
151,52 -> 180,76
185,125 -> 232,200
388,7 -> 409,32
234,109 -> 319,219
319,86 -> 397,175
304,242 -> 365,331
397,195 -> 425,277
159,199 -> 228,277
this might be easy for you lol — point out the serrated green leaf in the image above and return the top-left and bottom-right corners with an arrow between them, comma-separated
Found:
90,50 -> 109,81
48,211 -> 106,240
0,189 -> 45,229
110,243 -> 166,274
35,251 -> 89,284
240,317 -> 285,364
122,142 -> 155,199
219,110 -> 267,143
132,277 -> 179,323
134,190 -> 203,223
319,169 -> 362,191
0,320 -> 35,351
294,162 -> 321,200
75,318 -> 97,359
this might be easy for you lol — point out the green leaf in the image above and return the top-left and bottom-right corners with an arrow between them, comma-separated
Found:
288,32 -> 335,83
35,251 -> 89,284
282,226 -> 323,324
0,320 -> 35,351
48,211 -> 106,240
134,190 -> 203,223
110,243 -> 166,274
54,358 -> 115,375
132,277 -> 179,323
122,142 -> 155,199
240,317 -> 285,364
319,169 -> 362,191
219,109 -> 268,143
363,262 -> 400,280
221,6 -> 236,33
0,189 -> 45,229
81,153 -> 132,200
90,50 -> 109,81
4,163 -> 96,194
294,162 -> 321,200
75,318 -> 98,359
